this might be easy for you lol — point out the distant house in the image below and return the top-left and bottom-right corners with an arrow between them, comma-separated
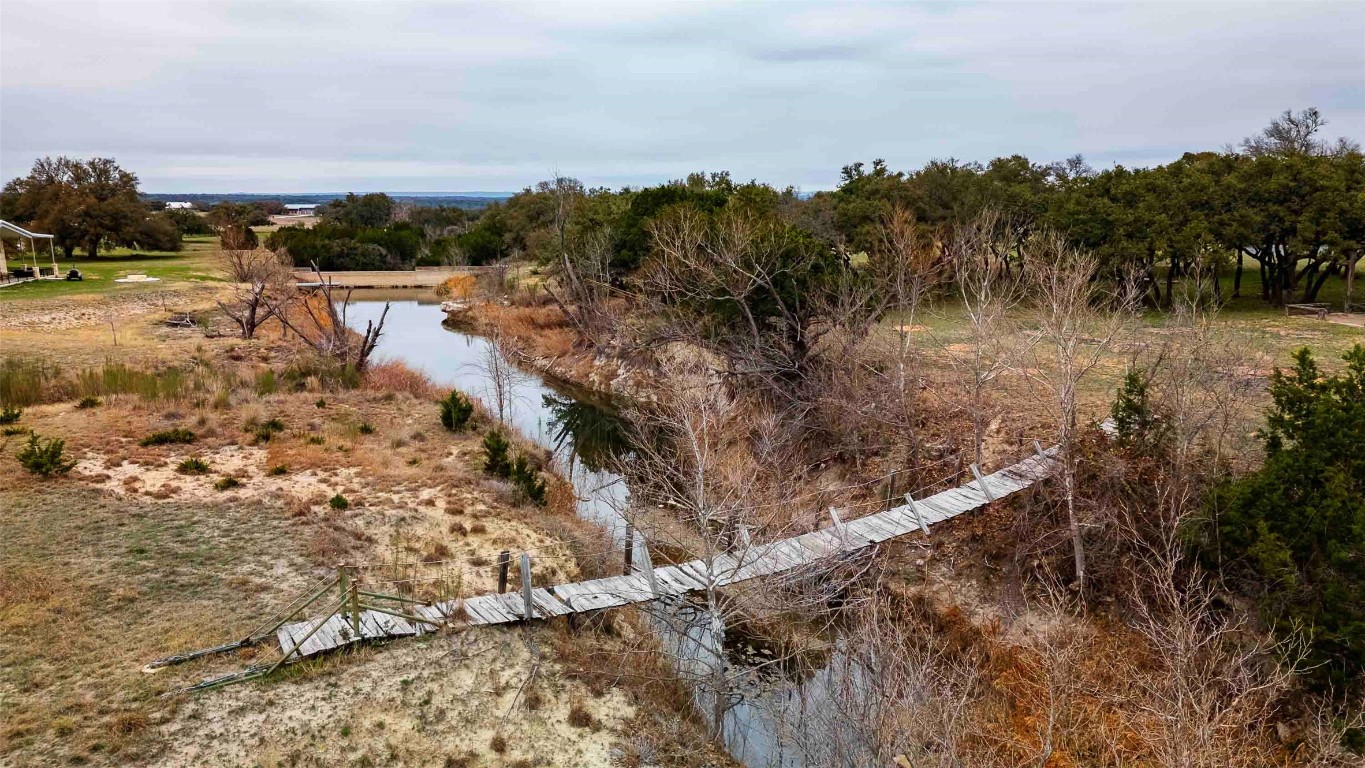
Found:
284,203 -> 319,215
165,201 -> 195,210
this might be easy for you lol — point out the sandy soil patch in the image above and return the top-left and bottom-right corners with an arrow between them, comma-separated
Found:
152,633 -> 634,768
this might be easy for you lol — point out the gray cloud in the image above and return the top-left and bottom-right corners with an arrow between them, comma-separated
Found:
2,0 -> 1361,192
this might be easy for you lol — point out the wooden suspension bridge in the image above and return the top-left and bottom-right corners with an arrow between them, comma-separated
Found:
149,442 -> 1063,692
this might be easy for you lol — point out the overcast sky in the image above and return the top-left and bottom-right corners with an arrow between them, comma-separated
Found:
2,1 -> 1362,193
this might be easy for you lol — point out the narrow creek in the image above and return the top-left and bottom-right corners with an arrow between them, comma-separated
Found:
346,292 -> 863,768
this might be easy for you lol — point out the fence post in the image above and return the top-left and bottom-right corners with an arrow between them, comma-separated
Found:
497,551 -> 510,594
904,494 -> 930,536
347,566 -> 361,636
336,564 -> 351,636
519,553 -> 534,621
623,522 -> 635,575
970,463 -> 996,502
1032,440 -> 1047,461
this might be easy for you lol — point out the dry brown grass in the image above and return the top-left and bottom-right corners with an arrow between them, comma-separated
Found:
435,273 -> 478,300
474,302 -> 579,359
363,360 -> 438,399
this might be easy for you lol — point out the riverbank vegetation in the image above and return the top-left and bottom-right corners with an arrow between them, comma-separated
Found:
454,108 -> 1364,765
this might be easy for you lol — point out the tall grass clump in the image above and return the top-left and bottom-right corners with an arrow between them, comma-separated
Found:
74,362 -> 202,402
364,361 -> 436,398
0,406 -> 21,424
16,433 -> 76,476
439,390 -> 474,431
0,357 -> 63,407
255,370 -> 278,396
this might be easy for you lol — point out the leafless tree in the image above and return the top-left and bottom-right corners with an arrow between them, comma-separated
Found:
479,329 -> 518,425
261,263 -> 389,371
617,362 -> 867,743
940,210 -> 1026,466
217,248 -> 293,339
1020,233 -> 1138,597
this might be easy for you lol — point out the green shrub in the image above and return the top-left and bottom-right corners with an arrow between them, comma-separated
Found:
0,406 -> 21,424
510,453 -> 547,506
1209,345 -> 1365,692
249,417 -> 286,443
329,493 -> 349,510
482,429 -> 511,478
214,476 -> 242,491
315,398 -> 327,408
140,428 -> 196,446
76,396 -> 102,409
177,457 -> 211,474
358,421 -> 376,435
439,391 -> 475,432
2,426 -> 28,436
307,435 -> 326,445
16,433 -> 76,476
268,464 -> 289,476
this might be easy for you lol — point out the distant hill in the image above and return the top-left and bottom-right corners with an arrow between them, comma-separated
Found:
140,192 -> 512,210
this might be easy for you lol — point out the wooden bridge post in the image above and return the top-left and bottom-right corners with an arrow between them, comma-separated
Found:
829,507 -> 848,546
497,551 -> 511,594
639,541 -> 660,597
904,494 -> 930,535
519,553 -> 534,620
623,522 -> 635,575
970,463 -> 996,502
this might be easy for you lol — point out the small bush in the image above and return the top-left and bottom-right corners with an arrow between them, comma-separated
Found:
315,398 -> 327,408
140,428 -> 196,446
214,476 -> 242,491
16,433 -> 76,476
268,464 -> 289,476
329,493 -> 350,510
567,699 -> 593,729
2,426 -> 28,436
307,435 -> 326,445
489,734 -> 507,754
482,429 -> 511,478
510,453 -> 547,506
439,391 -> 475,432
250,417 -> 286,443
76,396 -> 102,409
358,421 -> 376,435
177,457 -> 210,475
0,406 -> 22,424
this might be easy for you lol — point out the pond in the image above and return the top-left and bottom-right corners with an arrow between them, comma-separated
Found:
345,292 -> 869,767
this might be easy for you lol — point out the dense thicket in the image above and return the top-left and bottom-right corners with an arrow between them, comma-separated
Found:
1211,345 -> 1365,692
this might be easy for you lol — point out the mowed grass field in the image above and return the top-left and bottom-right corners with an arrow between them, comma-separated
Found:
0,235 -> 226,302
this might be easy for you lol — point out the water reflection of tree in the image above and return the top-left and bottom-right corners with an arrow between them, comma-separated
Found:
542,392 -> 629,472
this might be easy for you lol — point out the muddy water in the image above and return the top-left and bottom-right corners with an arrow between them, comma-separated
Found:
346,293 -> 855,767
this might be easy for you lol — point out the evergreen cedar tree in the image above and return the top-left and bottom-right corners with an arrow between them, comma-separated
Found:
1212,345 -> 1365,692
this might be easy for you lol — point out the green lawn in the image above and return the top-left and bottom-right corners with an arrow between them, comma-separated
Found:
0,236 -> 224,302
